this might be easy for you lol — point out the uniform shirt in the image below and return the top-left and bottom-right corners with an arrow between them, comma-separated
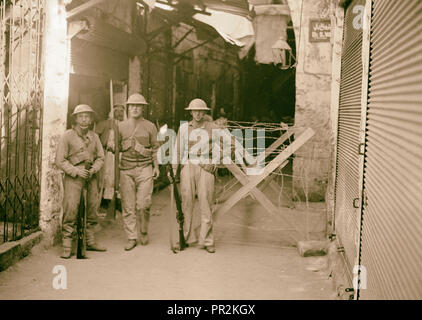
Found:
118,118 -> 159,170
173,119 -> 220,170
173,118 -> 238,171
55,126 -> 104,178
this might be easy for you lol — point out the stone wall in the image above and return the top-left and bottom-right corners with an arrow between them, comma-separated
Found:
287,0 -> 341,203
39,0 -> 70,246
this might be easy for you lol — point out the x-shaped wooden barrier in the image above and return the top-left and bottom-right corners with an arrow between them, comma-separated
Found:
217,130 -> 294,202
214,128 -> 315,224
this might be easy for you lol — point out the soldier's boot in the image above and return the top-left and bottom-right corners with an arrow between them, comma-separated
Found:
124,239 -> 137,251
60,238 -> 72,259
140,232 -> 149,246
204,245 -> 216,253
139,209 -> 150,245
86,230 -> 107,252
86,242 -> 107,251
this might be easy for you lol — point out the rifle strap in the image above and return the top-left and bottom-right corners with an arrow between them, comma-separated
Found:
129,122 -> 142,140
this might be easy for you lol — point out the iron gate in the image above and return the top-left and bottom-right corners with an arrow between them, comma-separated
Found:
0,0 -> 45,243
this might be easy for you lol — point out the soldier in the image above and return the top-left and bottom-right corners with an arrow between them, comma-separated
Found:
172,98 -> 219,253
95,104 -> 125,211
96,103 -> 125,150
55,104 -> 107,259
113,93 -> 160,251
214,107 -> 228,128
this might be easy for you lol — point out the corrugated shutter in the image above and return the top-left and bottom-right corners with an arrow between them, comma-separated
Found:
359,0 -> 422,299
334,0 -> 365,273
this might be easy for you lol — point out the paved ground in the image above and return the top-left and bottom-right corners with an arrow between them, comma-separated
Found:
0,187 -> 336,300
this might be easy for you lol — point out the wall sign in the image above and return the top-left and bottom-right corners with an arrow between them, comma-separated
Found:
309,19 -> 332,42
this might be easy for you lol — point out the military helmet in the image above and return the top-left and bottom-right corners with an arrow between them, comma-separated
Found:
113,103 -> 125,109
126,93 -> 148,105
72,104 -> 95,116
185,98 -> 210,111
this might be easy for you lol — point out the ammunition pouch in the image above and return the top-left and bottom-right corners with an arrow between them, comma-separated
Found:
134,142 -> 152,157
121,139 -> 133,152
122,137 -> 152,157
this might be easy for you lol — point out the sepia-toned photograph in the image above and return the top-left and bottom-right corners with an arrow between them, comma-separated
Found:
0,0 -> 421,306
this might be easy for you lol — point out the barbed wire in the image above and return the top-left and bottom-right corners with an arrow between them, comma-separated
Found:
213,120 -> 329,242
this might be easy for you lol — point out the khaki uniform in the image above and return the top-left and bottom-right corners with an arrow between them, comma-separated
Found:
174,120 -> 219,247
118,118 -> 159,240
55,127 -> 104,249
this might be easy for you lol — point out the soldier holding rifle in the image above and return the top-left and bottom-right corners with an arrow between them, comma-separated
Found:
109,93 -> 160,251
172,98 -> 219,253
55,104 -> 107,259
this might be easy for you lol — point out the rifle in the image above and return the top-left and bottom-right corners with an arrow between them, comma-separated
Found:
167,163 -> 187,253
76,162 -> 91,259
158,124 -> 186,253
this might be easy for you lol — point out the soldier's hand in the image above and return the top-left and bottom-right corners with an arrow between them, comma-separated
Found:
88,168 -> 96,178
107,141 -> 115,152
167,169 -> 179,184
153,166 -> 160,180
167,171 -> 176,184
76,168 -> 90,179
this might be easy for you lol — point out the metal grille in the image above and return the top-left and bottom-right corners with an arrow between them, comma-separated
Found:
0,0 -> 45,243
334,0 -> 365,273
359,0 -> 422,299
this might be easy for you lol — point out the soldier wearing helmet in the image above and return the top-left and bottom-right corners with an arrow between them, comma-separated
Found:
110,93 -> 160,251
55,104 -> 107,258
172,98 -> 219,253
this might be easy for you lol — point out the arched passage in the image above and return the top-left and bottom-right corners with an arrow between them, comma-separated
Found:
240,18 -> 296,124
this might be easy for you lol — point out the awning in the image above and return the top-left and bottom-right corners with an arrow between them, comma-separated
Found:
144,0 -> 251,17
195,0 -> 251,17
140,0 -> 255,55
193,8 -> 254,47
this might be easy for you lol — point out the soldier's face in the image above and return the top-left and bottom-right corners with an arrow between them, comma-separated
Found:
191,110 -> 205,122
75,112 -> 92,129
114,108 -> 124,121
129,104 -> 144,119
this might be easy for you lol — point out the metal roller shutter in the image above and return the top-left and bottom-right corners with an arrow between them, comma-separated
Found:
334,0 -> 365,274
359,0 -> 422,299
